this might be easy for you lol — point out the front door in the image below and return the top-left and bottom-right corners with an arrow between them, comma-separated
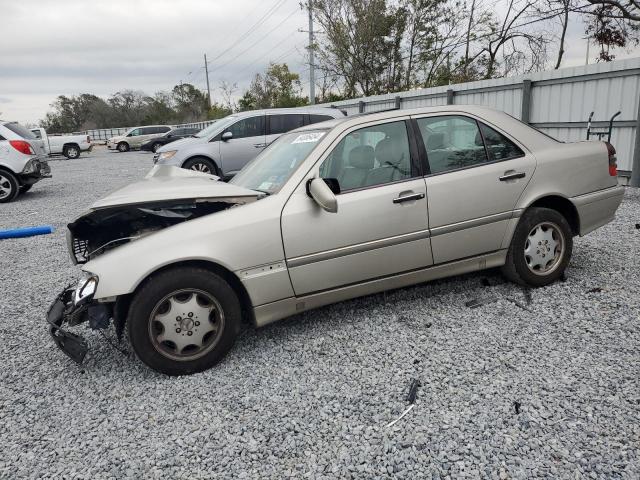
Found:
281,119 -> 433,296
218,115 -> 266,176
414,114 -> 536,264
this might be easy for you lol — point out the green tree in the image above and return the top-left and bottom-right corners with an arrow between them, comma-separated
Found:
241,63 -> 307,109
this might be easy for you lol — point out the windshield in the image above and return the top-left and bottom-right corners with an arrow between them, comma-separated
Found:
230,130 -> 327,194
194,117 -> 234,138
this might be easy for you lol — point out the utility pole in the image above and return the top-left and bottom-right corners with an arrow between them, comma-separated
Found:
204,53 -> 211,109
308,1 -> 315,105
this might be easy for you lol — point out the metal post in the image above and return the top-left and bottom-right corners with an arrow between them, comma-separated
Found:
204,54 -> 211,109
446,89 -> 454,105
395,96 -> 401,110
308,0 -> 315,105
358,101 -> 365,113
521,79 -> 532,124
631,97 -> 640,187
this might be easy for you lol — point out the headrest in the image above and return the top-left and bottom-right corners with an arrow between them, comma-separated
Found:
348,145 -> 374,169
426,133 -> 445,150
375,137 -> 404,165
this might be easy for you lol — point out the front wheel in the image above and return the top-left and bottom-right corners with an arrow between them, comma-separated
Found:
127,268 -> 241,375
63,145 -> 80,159
501,207 -> 573,287
0,170 -> 19,203
182,157 -> 217,175
117,142 -> 130,152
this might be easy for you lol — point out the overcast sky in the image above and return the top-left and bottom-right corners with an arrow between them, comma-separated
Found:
1,0 -> 639,124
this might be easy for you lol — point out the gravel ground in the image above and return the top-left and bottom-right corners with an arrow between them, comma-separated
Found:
0,147 -> 639,479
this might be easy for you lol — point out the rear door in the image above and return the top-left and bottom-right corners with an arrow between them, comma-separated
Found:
217,115 -> 266,176
414,114 -> 536,264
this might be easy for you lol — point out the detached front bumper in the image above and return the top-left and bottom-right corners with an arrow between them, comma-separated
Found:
46,286 -> 112,364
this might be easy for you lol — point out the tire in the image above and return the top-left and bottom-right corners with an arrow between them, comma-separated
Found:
151,143 -> 162,153
127,267 -> 241,376
501,207 -> 573,287
19,184 -> 33,194
63,144 -> 80,159
183,157 -> 217,175
117,142 -> 130,152
0,170 -> 19,203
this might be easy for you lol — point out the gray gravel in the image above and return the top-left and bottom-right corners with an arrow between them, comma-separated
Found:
0,147 -> 639,479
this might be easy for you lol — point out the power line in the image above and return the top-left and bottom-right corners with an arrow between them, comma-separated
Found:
207,7 -> 301,76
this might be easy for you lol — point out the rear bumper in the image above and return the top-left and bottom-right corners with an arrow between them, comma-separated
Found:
18,158 -> 51,184
571,185 -> 625,236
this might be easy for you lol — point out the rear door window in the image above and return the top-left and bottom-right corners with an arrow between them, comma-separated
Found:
268,114 -> 305,135
415,116 -> 488,174
478,123 -> 524,161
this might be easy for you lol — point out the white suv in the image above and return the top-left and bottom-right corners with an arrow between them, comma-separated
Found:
0,120 -> 51,203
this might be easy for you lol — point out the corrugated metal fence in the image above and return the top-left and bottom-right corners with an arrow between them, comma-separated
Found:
86,120 -> 216,142
319,57 -> 640,185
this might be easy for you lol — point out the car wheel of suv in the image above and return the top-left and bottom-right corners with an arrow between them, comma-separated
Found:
183,157 -> 217,175
63,145 -> 80,159
117,142 -> 130,152
151,143 -> 162,153
128,267 -> 241,376
0,170 -> 19,203
501,207 -> 573,287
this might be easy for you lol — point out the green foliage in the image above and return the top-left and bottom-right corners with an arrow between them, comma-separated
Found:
240,63 -> 308,110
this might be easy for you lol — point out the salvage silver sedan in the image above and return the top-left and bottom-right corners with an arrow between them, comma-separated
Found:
48,106 -> 624,375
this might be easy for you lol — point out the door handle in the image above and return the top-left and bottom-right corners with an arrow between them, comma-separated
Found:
253,143 -> 266,148
393,192 -> 425,204
499,171 -> 526,181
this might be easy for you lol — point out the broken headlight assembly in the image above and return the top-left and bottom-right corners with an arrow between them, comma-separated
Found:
74,273 -> 99,306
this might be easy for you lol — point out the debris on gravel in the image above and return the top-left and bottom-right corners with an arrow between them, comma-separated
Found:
1,148 -> 639,478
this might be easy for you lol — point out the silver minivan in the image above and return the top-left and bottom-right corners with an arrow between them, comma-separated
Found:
154,108 -> 345,178
107,125 -> 171,152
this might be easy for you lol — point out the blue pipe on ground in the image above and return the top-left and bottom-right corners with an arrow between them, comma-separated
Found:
0,225 -> 55,240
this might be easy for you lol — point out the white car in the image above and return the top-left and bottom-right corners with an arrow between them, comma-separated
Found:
31,128 -> 92,159
0,121 -> 51,202
107,125 -> 171,152
48,106 -> 624,375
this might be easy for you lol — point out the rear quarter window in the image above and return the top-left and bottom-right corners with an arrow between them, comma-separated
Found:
4,122 -> 36,139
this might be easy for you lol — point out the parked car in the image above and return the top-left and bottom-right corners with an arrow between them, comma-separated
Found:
140,127 -> 202,153
107,125 -> 171,152
30,128 -> 92,159
48,105 -> 624,375
154,108 -> 345,178
0,121 -> 51,202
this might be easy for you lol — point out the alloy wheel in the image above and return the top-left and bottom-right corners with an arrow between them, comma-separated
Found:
148,289 -> 225,361
0,174 -> 14,200
524,221 -> 565,276
190,163 -> 211,174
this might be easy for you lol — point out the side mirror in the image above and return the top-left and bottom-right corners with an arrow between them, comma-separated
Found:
306,178 -> 338,213
221,131 -> 233,141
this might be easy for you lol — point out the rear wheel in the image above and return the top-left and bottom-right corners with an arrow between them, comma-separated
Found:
183,157 -> 217,175
63,144 -> 80,159
0,170 -> 19,203
117,142 -> 130,152
127,267 -> 241,375
502,207 -> 573,287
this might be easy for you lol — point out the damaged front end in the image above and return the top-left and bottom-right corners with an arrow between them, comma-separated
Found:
48,166 -> 262,363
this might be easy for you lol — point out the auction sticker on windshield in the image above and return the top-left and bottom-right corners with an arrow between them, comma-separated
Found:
292,132 -> 325,144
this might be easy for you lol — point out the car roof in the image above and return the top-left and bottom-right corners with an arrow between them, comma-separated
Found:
231,107 -> 345,119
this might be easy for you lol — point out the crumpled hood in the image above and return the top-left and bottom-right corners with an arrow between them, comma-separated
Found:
90,165 -> 260,210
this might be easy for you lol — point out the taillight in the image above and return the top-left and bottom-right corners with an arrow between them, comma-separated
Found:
9,140 -> 34,155
605,142 -> 617,176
